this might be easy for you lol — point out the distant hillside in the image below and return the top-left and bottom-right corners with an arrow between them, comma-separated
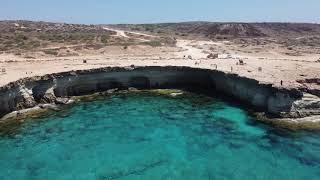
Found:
112,22 -> 320,39
1,20 -> 320,54
0,20 -> 118,52
0,20 -> 174,54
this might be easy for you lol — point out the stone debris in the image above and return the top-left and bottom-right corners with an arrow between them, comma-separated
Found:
55,97 -> 71,105
107,88 -> 119,94
39,104 -> 60,111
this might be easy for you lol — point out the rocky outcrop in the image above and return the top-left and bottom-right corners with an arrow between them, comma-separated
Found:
0,66 -> 319,122
297,78 -> 320,97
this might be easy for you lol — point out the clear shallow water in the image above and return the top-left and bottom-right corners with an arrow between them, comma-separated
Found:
0,92 -> 319,180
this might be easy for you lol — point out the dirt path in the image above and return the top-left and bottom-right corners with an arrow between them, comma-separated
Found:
103,27 -> 129,38
175,40 -> 212,59
103,27 -> 156,42
103,27 -> 210,59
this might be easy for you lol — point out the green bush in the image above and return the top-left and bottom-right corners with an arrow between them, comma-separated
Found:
101,34 -> 109,44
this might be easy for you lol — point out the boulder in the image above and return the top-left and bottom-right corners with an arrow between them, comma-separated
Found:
55,97 -> 70,105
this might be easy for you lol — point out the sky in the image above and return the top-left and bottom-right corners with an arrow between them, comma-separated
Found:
1,0 -> 319,24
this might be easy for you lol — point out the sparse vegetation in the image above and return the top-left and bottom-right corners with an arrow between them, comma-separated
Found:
1,20 -> 320,56
140,41 -> 162,47
100,34 -> 109,44
0,21 -> 116,53
42,49 -> 59,56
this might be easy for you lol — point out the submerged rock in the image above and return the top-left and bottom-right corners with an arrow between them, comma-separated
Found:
170,92 -> 184,97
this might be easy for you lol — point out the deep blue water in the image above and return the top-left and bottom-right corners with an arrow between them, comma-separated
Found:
0,92 -> 319,180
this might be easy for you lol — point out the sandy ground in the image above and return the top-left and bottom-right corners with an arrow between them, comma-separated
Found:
0,28 -> 319,90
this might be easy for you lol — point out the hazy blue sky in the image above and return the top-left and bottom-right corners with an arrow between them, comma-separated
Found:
1,0 -> 319,24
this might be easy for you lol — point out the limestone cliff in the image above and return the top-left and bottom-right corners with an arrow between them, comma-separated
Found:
0,66 -> 319,121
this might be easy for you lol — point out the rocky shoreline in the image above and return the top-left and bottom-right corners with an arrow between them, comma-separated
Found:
0,66 -> 319,129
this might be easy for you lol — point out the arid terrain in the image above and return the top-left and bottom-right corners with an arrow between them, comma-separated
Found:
0,20 -> 319,96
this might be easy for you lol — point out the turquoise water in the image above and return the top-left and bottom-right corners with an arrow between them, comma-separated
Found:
0,92 -> 319,180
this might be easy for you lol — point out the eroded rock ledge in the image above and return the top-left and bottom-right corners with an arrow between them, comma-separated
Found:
0,66 -> 319,125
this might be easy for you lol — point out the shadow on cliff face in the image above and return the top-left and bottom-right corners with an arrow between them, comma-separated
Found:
0,66 -> 310,121
129,76 -> 151,89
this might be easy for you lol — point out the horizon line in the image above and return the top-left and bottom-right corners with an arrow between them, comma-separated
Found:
1,18 -> 319,25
